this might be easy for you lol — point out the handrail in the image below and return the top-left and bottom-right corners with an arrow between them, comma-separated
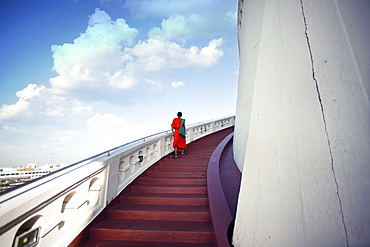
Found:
0,165 -> 108,235
207,132 -> 234,247
0,131 -> 167,197
0,115 -> 234,196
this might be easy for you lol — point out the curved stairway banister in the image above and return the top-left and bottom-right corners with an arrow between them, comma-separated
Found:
207,132 -> 235,247
0,115 -> 235,247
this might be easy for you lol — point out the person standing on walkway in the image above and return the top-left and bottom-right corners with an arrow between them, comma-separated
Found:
171,112 -> 186,159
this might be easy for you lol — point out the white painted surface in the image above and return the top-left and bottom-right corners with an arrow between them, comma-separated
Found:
233,0 -> 370,246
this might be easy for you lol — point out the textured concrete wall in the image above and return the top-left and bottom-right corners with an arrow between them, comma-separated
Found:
233,0 -> 370,246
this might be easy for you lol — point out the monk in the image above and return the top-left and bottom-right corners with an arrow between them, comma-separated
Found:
171,112 -> 186,159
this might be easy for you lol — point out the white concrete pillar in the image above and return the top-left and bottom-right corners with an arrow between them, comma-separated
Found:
233,0 -> 370,246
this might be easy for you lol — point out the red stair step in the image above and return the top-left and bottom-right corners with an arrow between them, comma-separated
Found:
156,162 -> 209,168
80,240 -> 215,247
152,166 -> 207,172
120,192 -> 209,206
108,204 -> 211,221
139,177 -> 207,185
145,171 -> 207,178
131,184 -> 207,194
90,219 -> 214,243
158,156 -> 210,161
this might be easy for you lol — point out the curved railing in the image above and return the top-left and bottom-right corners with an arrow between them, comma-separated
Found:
0,115 -> 235,247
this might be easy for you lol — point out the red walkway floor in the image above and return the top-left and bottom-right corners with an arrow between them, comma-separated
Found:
72,127 -> 236,247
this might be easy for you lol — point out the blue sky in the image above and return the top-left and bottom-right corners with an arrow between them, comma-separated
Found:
0,0 -> 239,167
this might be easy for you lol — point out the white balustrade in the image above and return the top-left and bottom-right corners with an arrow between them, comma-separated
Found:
0,116 -> 235,247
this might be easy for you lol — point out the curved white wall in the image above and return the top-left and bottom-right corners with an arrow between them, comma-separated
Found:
233,0 -> 370,246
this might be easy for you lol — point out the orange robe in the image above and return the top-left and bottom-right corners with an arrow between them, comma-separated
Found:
171,118 -> 186,150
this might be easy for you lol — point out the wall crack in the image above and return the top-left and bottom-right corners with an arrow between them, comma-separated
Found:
299,1 -> 349,246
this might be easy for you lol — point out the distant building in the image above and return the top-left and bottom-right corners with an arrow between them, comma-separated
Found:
0,163 -> 67,192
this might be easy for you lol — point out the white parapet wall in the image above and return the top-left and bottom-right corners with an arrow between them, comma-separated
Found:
233,0 -> 370,246
0,116 -> 234,247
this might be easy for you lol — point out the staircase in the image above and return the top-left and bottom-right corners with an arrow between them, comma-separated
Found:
78,127 -> 234,246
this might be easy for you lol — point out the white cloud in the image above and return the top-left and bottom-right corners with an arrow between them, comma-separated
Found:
190,38 -> 224,67
4,146 -> 21,151
0,84 -> 92,122
125,0 -> 236,40
87,113 -> 129,133
2,126 -> 30,134
126,38 -> 223,71
226,11 -> 237,23
146,79 -> 164,93
49,7 -> 224,95
171,81 -> 185,88
0,6 -> 224,125
45,130 -> 79,147
148,13 -> 233,43
50,8 -> 139,92
0,84 -> 42,121
149,14 -> 206,41
84,113 -> 149,152
0,99 -> 29,121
